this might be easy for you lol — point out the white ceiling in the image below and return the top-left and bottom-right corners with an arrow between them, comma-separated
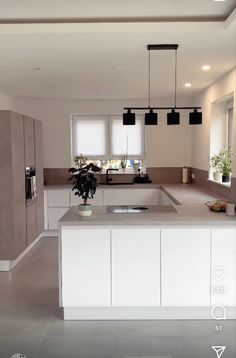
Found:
0,0 -> 235,21
0,2 -> 235,101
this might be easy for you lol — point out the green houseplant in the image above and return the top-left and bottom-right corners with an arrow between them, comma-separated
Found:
210,153 -> 221,182
69,159 -> 101,217
218,147 -> 232,183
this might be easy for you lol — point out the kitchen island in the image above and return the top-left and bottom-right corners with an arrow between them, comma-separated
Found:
58,185 -> 236,320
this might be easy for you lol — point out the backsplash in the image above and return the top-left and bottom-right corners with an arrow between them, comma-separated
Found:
44,167 -> 187,185
191,168 -> 236,202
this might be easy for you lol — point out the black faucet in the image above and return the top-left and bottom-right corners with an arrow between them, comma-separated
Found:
106,168 -> 119,184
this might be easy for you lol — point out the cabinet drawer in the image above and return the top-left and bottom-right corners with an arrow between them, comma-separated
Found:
48,189 -> 70,207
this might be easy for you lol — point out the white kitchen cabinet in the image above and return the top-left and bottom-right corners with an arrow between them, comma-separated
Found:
61,228 -> 111,307
135,189 -> 158,205
48,207 -> 69,230
161,228 -> 211,306
48,189 -> 70,207
103,189 -> 137,205
70,188 -> 103,206
112,228 -> 161,306
211,228 -> 236,307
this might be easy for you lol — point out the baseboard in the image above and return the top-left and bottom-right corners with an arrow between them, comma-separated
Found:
43,229 -> 58,237
63,306 -> 236,320
0,233 -> 43,272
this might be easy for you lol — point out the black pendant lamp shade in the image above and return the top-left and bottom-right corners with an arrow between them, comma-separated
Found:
189,109 -> 202,125
145,109 -> 158,125
167,109 -> 180,125
123,109 -> 136,125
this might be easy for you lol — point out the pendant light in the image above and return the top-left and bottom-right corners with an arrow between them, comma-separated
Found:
123,44 -> 202,126
189,108 -> 202,125
145,49 -> 158,125
167,47 -> 180,125
123,108 -> 135,125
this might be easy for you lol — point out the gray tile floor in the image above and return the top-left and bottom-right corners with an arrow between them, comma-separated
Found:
0,238 -> 235,358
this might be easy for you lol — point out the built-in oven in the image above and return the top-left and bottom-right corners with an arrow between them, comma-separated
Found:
25,167 -> 36,205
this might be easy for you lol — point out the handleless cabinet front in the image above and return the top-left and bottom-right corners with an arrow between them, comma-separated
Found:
111,228 -> 161,306
61,228 -> 111,307
24,116 -> 35,167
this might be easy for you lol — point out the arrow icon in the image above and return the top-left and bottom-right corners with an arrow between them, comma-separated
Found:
212,346 -> 226,358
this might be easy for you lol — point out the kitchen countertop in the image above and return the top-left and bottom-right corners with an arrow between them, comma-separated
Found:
58,184 -> 236,227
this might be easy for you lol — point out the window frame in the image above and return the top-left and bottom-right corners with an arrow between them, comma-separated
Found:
71,113 -> 145,163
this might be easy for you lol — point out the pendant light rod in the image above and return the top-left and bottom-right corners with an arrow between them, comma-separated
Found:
124,106 -> 201,110
148,48 -> 151,108
174,48 -> 177,108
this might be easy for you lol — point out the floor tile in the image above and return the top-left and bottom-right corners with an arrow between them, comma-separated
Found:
36,336 -> 114,358
0,337 -> 40,358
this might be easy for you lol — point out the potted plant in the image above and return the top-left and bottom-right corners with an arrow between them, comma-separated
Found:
218,147 -> 232,183
69,160 -> 101,217
210,153 -> 221,182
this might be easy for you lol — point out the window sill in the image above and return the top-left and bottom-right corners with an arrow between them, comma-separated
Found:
207,179 -> 231,188
100,168 -> 145,175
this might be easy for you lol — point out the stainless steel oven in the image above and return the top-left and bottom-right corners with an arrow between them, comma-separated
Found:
25,167 -> 36,205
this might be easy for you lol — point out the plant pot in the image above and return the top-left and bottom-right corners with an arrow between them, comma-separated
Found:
222,175 -> 230,183
213,171 -> 221,182
78,204 -> 92,217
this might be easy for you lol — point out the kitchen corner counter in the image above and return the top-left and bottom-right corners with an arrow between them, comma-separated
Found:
59,184 -> 236,320
59,184 -> 236,227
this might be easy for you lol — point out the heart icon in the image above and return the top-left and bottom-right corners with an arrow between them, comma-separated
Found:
212,266 -> 227,281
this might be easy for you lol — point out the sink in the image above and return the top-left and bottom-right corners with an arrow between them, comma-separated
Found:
106,205 -> 177,214
107,206 -> 148,213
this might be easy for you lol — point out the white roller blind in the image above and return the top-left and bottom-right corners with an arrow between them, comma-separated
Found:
111,116 -> 144,156
72,115 -> 107,157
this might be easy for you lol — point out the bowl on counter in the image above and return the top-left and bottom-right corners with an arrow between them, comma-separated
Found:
205,200 -> 236,213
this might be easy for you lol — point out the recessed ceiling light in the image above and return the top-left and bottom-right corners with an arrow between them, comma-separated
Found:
202,65 -> 211,71
33,67 -> 42,71
116,66 -> 127,71
185,83 -> 192,88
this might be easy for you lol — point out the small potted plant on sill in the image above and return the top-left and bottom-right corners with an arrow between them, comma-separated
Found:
69,157 -> 101,217
219,147 -> 232,183
210,153 -> 221,182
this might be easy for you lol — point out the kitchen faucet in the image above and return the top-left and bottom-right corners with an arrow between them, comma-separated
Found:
106,168 -> 119,184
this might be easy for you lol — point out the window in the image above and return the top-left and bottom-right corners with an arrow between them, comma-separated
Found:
71,114 -> 144,160
210,97 -> 234,184
111,115 -> 144,157
71,115 -> 108,157
227,105 -> 233,149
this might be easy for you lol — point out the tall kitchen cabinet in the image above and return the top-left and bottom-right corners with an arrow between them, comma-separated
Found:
0,111 -> 44,265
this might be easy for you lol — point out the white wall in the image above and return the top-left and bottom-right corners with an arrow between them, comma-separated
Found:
191,68 -> 236,177
0,91 -> 14,110
12,97 -> 193,168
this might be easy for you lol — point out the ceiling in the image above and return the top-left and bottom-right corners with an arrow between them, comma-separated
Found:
0,0 -> 235,21
0,1 -> 235,101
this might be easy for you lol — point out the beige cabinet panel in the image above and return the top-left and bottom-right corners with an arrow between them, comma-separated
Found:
25,135 -> 35,167
24,116 -> 34,136
35,120 -> 44,236
27,222 -> 37,246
